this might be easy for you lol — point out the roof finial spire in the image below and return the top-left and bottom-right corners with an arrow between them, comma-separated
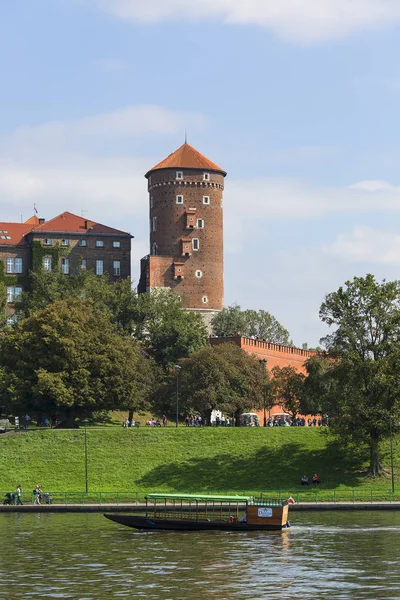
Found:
184,128 -> 187,144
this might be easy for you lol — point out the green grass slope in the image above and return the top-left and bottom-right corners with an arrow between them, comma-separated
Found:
1,428 -> 399,499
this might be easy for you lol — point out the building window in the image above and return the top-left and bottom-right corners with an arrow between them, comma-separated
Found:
43,257 -> 52,272
152,217 -> 157,232
176,171 -> 183,180
202,296 -> 208,303
6,258 -> 23,274
192,238 -> 199,251
61,258 -> 69,275
78,239 -> 87,247
197,219 -> 204,229
113,261 -> 121,276
81,259 -> 87,270
6,314 -> 17,326
6,286 -> 22,303
113,241 -> 121,248
61,239 -> 69,246
43,239 -> 52,246
176,195 -> 184,204
96,260 -> 103,276
149,176 -> 152,185
150,196 -> 153,208
152,243 -> 157,256
177,296 -> 181,302
203,173 -> 210,181
96,240 -> 104,247
195,270 -> 203,278
203,196 -> 210,205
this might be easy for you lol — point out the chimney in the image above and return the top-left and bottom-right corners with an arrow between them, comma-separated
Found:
84,220 -> 88,229
39,218 -> 45,225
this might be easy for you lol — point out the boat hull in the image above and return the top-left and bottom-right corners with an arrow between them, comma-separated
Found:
104,513 -> 288,531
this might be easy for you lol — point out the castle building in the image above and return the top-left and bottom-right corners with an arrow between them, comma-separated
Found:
0,212 -> 132,325
138,143 -> 226,325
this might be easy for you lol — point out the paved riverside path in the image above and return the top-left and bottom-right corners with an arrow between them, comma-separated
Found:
2,502 -> 400,513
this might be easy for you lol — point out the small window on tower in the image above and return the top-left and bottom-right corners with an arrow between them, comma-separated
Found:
176,171 -> 183,180
203,196 -> 210,205
197,219 -> 204,229
192,238 -> 199,251
152,217 -> 157,232
195,270 -> 203,278
202,296 -> 208,303
176,195 -> 183,204
203,173 -> 210,181
150,196 -> 153,208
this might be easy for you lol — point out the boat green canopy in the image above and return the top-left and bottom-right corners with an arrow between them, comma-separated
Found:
146,493 -> 251,502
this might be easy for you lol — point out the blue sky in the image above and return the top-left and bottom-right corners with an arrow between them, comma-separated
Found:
2,0 -> 400,346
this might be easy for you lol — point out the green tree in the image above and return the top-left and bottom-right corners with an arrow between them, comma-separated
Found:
132,289 -> 208,368
311,274 -> 400,475
211,304 -> 291,344
173,343 -> 269,425
271,365 -> 305,418
18,270 -> 138,334
0,298 -> 153,425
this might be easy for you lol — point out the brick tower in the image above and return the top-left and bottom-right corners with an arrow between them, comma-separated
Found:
138,142 -> 226,326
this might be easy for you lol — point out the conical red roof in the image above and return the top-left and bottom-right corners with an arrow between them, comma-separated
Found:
145,143 -> 226,178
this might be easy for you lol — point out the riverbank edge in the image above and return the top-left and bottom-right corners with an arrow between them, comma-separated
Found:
2,502 -> 400,513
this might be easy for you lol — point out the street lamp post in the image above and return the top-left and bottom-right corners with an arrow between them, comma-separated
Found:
259,358 -> 268,427
82,419 -> 89,493
390,414 -> 395,494
174,365 -> 182,428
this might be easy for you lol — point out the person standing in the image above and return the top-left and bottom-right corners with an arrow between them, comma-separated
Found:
16,485 -> 23,505
33,484 -> 41,505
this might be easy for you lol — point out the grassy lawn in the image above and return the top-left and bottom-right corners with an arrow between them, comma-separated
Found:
1,427 -> 399,501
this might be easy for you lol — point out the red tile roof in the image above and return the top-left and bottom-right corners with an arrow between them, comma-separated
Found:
0,212 -> 131,247
146,143 -> 226,177
0,223 -> 35,246
24,216 -> 40,225
33,212 -> 131,236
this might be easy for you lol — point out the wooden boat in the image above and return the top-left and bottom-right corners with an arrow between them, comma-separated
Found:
104,493 -> 291,531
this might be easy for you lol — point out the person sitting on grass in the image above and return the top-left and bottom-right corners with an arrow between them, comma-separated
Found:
300,475 -> 309,486
312,473 -> 321,485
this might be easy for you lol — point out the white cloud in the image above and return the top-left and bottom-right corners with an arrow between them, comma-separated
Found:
91,0 -> 400,43
323,226 -> 400,265
226,177 -> 400,224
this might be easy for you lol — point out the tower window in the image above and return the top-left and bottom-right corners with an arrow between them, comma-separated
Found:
176,195 -> 183,204
197,219 -> 204,229
150,196 -> 153,208
152,217 -> 157,232
152,242 -> 157,255
203,173 -> 210,181
202,296 -> 208,303
195,270 -> 203,278
192,238 -> 199,251
203,196 -> 210,205
176,171 -> 183,180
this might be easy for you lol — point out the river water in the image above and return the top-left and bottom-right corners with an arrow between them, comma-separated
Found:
0,511 -> 399,599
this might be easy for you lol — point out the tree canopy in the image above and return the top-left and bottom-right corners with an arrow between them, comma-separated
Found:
0,298 -> 153,424
271,365 -> 305,418
211,304 -> 291,345
169,343 -> 270,424
305,274 -> 400,476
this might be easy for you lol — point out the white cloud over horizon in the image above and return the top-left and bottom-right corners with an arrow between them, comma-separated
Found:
90,0 -> 400,43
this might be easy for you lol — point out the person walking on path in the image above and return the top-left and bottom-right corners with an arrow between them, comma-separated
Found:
33,484 -> 41,505
16,485 -> 23,505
